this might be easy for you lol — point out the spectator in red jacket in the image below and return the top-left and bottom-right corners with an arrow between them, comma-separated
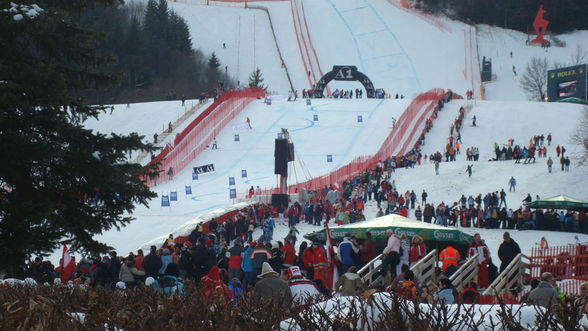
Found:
228,239 -> 244,281
281,239 -> 296,267
287,205 -> 298,227
468,233 -> 491,288
301,243 -> 314,279
409,235 -> 427,266
311,243 -> 330,288
200,266 -> 233,302
360,231 -> 377,267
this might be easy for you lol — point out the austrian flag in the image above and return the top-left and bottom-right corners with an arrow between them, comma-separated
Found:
60,245 -> 75,283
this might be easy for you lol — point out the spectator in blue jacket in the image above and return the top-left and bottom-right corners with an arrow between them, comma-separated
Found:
242,243 -> 255,289
338,234 -> 359,273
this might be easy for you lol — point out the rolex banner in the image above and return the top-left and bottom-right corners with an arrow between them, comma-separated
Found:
547,64 -> 587,103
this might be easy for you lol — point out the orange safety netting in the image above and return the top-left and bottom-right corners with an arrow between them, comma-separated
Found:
146,87 -> 265,186
529,244 -> 588,281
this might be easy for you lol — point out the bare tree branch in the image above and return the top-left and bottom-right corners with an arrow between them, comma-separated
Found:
520,57 -> 548,101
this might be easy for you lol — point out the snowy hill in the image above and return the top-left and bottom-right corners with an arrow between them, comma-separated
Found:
50,1 -> 588,263
167,0 -> 588,100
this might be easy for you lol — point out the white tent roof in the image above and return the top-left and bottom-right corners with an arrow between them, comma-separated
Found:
334,213 -> 449,230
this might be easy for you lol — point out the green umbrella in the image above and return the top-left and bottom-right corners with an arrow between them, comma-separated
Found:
525,194 -> 588,211
304,214 -> 474,249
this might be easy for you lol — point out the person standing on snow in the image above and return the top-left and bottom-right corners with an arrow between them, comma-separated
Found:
499,189 -> 507,208
546,157 -> 553,173
508,176 -> 516,192
246,117 -> 252,129
466,164 -> 473,178
434,160 -> 440,175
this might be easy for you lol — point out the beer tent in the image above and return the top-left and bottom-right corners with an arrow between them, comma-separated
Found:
304,214 -> 474,250
525,194 -> 588,211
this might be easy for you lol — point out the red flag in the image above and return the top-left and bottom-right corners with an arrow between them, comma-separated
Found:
324,222 -> 338,289
60,245 -> 76,284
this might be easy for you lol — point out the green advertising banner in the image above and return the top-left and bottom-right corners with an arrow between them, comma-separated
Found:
304,214 -> 474,248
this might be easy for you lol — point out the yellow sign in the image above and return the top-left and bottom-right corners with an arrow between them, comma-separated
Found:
557,69 -> 577,78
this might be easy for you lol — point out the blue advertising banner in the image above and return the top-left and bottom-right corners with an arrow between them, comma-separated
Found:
170,191 -> 178,201
161,195 -> 170,207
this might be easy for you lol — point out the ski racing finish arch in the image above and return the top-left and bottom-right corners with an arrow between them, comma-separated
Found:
314,66 -> 376,98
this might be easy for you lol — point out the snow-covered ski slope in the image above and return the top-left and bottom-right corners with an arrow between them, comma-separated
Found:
167,0 -> 588,100
169,0 -> 478,97
87,97 -> 410,255
62,1 -> 588,262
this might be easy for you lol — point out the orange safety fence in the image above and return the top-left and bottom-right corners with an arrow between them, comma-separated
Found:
255,88 -> 445,195
146,87 -> 265,186
529,244 -> 588,281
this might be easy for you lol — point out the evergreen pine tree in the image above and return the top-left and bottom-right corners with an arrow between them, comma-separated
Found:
167,12 -> 192,54
208,52 -> 221,69
248,67 -> 267,90
0,2 -> 157,274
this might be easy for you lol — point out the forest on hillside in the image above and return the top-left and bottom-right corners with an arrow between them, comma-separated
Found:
73,0 -> 233,105
417,0 -> 588,33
